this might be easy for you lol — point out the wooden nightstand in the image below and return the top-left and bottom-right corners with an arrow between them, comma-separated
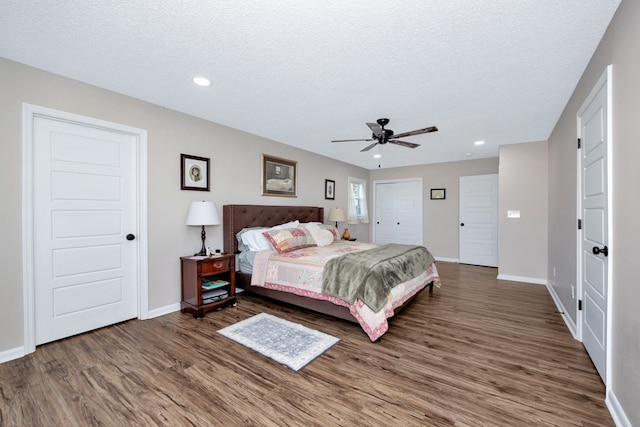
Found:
180,253 -> 236,318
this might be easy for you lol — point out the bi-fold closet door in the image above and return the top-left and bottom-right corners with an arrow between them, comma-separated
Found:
373,178 -> 423,246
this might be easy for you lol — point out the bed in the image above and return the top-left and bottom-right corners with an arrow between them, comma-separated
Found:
223,204 -> 440,341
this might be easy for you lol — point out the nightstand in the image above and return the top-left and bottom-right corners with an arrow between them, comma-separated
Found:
180,253 -> 236,318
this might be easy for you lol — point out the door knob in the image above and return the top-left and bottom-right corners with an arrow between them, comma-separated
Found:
592,245 -> 608,257
126,234 -> 136,241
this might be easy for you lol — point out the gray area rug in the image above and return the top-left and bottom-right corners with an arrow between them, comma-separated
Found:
218,313 -> 340,371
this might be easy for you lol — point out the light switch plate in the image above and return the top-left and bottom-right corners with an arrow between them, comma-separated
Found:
507,210 -> 521,218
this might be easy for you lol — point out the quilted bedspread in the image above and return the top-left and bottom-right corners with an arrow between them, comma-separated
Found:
251,241 -> 441,341
322,243 -> 435,312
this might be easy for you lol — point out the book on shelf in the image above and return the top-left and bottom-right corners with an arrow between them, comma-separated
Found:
201,279 -> 229,290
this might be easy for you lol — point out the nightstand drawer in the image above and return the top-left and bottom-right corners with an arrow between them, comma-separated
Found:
200,258 -> 229,274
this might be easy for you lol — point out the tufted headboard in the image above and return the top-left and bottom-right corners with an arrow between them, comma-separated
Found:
223,205 -> 325,254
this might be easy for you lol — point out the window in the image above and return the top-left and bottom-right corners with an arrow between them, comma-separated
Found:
347,177 -> 369,224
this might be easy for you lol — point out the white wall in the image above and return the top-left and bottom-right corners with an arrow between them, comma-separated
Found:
0,57 -> 368,354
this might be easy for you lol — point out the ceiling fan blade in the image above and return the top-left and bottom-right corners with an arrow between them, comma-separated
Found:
366,122 -> 383,137
392,125 -> 438,139
389,140 -> 420,149
331,138 -> 374,143
360,142 -> 379,152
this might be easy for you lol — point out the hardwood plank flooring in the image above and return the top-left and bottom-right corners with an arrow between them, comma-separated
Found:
0,262 -> 613,426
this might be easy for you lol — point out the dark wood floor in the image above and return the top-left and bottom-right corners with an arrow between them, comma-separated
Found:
0,262 -> 613,426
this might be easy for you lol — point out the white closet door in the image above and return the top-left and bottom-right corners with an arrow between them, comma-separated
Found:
373,179 -> 422,245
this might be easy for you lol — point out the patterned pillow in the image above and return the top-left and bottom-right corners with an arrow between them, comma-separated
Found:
262,227 -> 317,254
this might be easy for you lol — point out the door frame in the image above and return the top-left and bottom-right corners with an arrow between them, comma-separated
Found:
371,178 -> 423,245
21,104 -> 149,355
576,65 -> 612,385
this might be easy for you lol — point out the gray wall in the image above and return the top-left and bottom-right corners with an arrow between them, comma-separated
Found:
499,141 -> 548,281
370,158 -> 499,261
0,57 -> 369,354
370,146 -> 549,283
548,0 -> 640,423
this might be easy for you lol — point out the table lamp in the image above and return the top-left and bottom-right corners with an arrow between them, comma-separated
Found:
328,207 -> 346,228
186,201 -> 220,256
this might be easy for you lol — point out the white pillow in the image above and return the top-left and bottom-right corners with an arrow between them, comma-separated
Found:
271,220 -> 299,230
241,221 -> 300,251
305,223 -> 334,247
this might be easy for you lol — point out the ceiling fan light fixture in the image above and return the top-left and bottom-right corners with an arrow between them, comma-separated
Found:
373,153 -> 382,158
332,118 -> 437,152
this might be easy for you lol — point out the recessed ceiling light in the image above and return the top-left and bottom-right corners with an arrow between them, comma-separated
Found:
192,76 -> 211,87
373,154 -> 382,158
474,140 -> 485,146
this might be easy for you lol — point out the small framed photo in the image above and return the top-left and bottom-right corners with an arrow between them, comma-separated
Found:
325,179 -> 335,200
261,154 -> 297,197
181,154 -> 210,191
430,188 -> 446,200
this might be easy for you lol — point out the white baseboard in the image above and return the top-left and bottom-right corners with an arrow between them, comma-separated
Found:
0,346 -> 26,364
546,281 -> 578,339
435,257 -> 459,263
606,389 -> 632,427
147,303 -> 181,319
497,274 -> 546,285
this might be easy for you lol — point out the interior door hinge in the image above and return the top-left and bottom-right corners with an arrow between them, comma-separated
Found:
578,219 -> 582,230
578,300 -> 583,311
578,138 -> 581,149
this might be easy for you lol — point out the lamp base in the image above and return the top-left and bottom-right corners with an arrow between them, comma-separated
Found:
195,225 -> 207,256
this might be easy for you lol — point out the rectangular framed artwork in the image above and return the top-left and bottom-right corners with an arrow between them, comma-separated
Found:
325,179 -> 335,200
261,154 -> 297,197
181,154 -> 210,191
430,188 -> 446,200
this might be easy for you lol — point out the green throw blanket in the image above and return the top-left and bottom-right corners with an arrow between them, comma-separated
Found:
321,244 -> 434,312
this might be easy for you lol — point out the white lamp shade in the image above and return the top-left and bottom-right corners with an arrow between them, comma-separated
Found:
186,201 -> 220,226
328,207 -> 346,223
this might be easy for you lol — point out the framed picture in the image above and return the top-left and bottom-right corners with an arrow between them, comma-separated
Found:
430,188 -> 446,200
181,154 -> 210,191
261,154 -> 297,197
325,179 -> 335,200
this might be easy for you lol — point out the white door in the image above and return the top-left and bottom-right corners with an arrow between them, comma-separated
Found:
33,115 -> 139,345
373,179 -> 423,245
578,67 -> 610,382
459,174 -> 498,267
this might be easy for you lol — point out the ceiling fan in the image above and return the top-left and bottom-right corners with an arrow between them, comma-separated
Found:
331,118 -> 438,152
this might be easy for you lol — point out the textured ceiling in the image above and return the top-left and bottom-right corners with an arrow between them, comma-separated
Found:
0,1 -> 621,169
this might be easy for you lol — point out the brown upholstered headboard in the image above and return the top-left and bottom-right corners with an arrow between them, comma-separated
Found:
223,205 -> 325,254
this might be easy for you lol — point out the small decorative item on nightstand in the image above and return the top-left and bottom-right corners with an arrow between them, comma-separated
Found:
342,228 -> 350,240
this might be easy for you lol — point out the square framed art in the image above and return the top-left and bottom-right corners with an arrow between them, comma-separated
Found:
181,154 -> 210,191
261,154 -> 297,197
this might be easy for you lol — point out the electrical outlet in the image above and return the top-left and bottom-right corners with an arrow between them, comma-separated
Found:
553,267 -> 556,277
571,285 -> 575,299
